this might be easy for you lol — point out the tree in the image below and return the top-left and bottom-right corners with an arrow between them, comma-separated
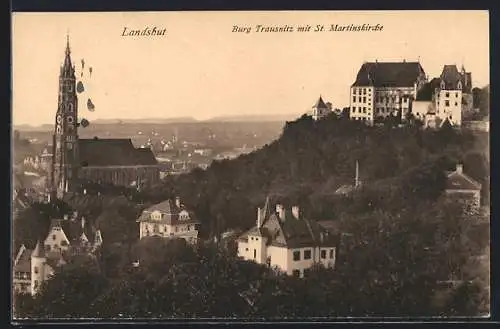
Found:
27,256 -> 108,318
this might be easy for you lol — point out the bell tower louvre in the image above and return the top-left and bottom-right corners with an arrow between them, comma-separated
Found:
50,35 -> 79,199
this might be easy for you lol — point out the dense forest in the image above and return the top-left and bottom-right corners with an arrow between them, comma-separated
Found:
13,113 -> 490,318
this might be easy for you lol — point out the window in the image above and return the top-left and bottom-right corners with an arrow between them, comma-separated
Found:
358,96 -> 361,102
34,267 -> 39,274
304,250 -> 312,260
456,92 -> 459,97
245,248 -> 248,251
253,249 -> 257,259
255,238 -> 258,241
34,280 -> 39,288
445,100 -> 450,107
352,96 -> 356,102
330,249 -> 334,258
60,240 -> 68,246
455,102 -> 458,106
52,234 -> 56,240
45,244 -> 51,251
250,237 -> 254,241
293,250 -> 301,261
363,89 -> 367,95
292,270 -> 300,277
445,92 -> 449,97
363,107 -> 367,114
321,250 -> 327,259
363,97 -> 366,103
187,225 -> 191,231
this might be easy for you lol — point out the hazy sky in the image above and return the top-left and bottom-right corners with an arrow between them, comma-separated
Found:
12,11 -> 489,126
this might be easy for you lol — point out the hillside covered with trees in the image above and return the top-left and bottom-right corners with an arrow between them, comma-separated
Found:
13,113 -> 490,318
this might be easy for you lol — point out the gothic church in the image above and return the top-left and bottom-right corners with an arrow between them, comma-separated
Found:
51,37 -> 160,198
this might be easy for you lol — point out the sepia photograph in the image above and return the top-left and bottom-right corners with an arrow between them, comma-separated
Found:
11,10 -> 490,320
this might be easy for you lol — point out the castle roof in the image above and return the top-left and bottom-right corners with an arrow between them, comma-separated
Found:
439,65 -> 472,92
78,138 -> 158,167
416,78 -> 441,101
352,61 -> 425,88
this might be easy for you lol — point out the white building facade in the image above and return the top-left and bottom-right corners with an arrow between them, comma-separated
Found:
349,61 -> 427,125
237,200 -> 338,278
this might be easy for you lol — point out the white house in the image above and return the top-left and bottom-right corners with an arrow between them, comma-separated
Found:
236,199 -> 338,278
13,214 -> 103,295
445,164 -> 482,210
137,197 -> 200,244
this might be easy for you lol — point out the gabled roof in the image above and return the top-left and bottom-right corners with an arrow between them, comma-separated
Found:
313,96 -> 328,109
14,245 -> 32,273
446,171 -> 482,191
79,138 -> 158,167
238,205 -> 338,249
352,61 -> 425,88
137,199 -> 199,225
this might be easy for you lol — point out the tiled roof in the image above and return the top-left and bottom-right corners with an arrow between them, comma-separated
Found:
439,65 -> 472,92
416,78 -> 441,101
352,62 -> 425,88
440,65 -> 462,90
238,205 -> 338,249
79,138 -> 158,167
14,246 -> 32,273
446,171 -> 482,191
313,96 -> 328,109
137,199 -> 199,225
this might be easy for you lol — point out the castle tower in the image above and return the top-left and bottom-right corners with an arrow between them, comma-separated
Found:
31,241 -> 46,295
51,35 -> 79,199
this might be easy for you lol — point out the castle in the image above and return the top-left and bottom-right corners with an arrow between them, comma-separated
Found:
50,37 -> 160,199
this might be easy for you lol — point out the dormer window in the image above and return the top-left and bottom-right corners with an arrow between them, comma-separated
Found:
440,81 -> 445,89
457,82 -> 462,90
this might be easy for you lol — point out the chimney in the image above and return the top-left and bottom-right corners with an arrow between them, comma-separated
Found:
292,206 -> 300,219
276,204 -> 285,220
456,164 -> 463,174
257,207 -> 262,228
175,196 -> 181,208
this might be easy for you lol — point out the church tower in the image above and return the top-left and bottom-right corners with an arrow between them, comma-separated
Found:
51,36 -> 79,199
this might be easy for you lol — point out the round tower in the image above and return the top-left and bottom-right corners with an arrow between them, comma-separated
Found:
31,241 -> 46,295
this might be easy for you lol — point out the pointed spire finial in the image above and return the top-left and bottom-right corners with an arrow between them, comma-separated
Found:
65,31 -> 71,55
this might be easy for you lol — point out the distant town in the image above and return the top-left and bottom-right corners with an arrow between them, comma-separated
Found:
12,37 -> 490,318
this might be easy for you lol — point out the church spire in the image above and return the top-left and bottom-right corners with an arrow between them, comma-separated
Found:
62,34 -> 74,77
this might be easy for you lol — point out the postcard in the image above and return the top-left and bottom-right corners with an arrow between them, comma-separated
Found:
11,10 -> 490,320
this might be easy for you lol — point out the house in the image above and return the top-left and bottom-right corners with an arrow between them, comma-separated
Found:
236,199 -> 338,278
13,214 -> 103,295
136,197 -> 200,244
349,60 -> 427,125
311,96 -> 332,121
445,164 -> 482,209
